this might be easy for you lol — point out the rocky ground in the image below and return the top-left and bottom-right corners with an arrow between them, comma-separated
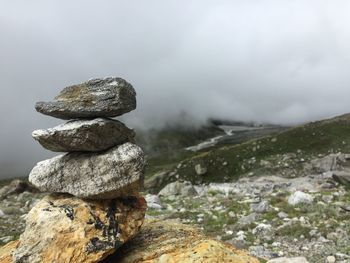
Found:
0,190 -> 45,245
143,153 -> 350,263
1,153 -> 350,262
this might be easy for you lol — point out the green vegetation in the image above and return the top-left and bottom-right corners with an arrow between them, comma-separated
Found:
276,222 -> 311,239
169,113 -> 350,184
0,178 -> 13,188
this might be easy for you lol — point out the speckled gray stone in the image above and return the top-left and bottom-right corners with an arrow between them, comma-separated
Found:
29,143 -> 145,199
32,118 -> 135,152
35,77 -> 136,119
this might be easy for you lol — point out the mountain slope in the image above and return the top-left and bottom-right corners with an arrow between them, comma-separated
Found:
146,113 -> 350,190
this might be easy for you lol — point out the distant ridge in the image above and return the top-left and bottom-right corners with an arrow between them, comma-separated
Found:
146,112 -> 350,190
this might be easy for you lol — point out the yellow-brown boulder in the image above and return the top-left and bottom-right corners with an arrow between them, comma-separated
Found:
0,241 -> 19,263
12,194 -> 146,263
103,219 -> 259,263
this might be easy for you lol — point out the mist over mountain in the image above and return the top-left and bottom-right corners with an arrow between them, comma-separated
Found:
1,0 -> 350,179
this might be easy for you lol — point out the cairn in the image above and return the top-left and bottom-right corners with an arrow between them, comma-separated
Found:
13,78 -> 147,263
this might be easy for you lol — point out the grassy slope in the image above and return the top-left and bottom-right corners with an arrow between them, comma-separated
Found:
148,113 -> 350,187
142,124 -> 285,181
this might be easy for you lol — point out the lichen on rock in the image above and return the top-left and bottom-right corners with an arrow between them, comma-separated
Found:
12,194 -> 147,263
35,77 -> 136,119
29,142 -> 145,199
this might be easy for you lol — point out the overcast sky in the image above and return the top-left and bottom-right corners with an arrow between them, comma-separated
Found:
1,0 -> 350,179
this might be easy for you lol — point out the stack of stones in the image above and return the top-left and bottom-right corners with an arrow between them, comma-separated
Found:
13,78 -> 147,263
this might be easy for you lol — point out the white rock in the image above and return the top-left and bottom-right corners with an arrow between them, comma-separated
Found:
197,218 -> 203,223
228,211 -> 236,218
225,230 -> 233,235
235,231 -> 246,241
236,231 -> 245,236
195,163 -> 207,175
158,181 -> 197,197
145,194 -> 163,210
326,256 -> 336,263
252,223 -> 272,236
288,191 -> 314,206
299,216 -> 306,224
267,257 -> 309,263
318,236 -> 329,243
272,242 -> 281,247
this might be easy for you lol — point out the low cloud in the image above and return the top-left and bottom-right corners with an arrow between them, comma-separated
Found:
1,0 -> 350,178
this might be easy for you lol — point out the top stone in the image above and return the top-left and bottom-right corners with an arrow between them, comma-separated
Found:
35,77 -> 136,119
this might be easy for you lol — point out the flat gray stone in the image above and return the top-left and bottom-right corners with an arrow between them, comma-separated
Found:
29,142 -> 145,199
35,77 -> 136,119
145,194 -> 164,210
332,171 -> 350,188
250,200 -> 269,213
237,212 -> 258,227
32,118 -> 135,152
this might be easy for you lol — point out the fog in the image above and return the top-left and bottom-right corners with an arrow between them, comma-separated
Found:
1,0 -> 350,179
